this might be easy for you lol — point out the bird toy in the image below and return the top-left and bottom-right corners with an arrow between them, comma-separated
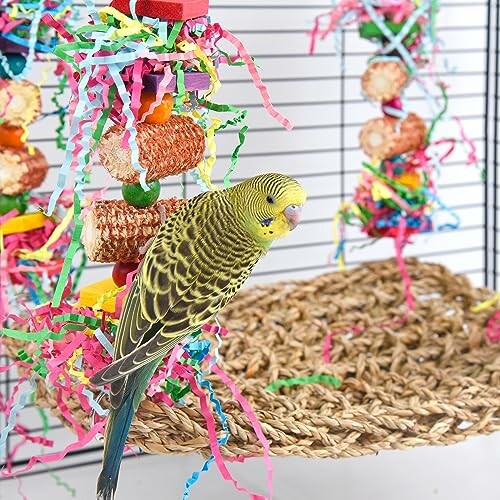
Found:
0,1 -> 301,499
310,0 -> 477,309
0,1 -> 79,324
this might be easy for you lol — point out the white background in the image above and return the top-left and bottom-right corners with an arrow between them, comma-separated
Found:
1,0 -> 495,499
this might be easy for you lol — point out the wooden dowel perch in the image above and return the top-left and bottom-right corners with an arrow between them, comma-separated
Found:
0,147 -> 48,195
0,80 -> 41,126
82,198 -> 185,263
359,112 -> 427,160
98,115 -> 206,183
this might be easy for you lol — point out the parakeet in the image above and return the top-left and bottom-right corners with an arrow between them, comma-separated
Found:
90,172 -> 307,500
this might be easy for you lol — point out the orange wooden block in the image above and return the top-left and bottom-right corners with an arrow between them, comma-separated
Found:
0,125 -> 25,148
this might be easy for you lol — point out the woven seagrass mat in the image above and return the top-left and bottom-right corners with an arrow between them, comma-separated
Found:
9,258 -> 500,458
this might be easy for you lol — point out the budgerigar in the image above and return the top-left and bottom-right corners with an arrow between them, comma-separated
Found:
90,173 -> 307,500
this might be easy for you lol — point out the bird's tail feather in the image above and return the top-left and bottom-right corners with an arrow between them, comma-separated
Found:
96,395 -> 135,500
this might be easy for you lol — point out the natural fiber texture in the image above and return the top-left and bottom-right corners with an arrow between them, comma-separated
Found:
0,80 -> 41,127
0,146 -> 48,195
98,115 -> 206,183
359,112 -> 426,159
361,61 -> 409,101
26,258 -> 500,458
81,198 -> 184,263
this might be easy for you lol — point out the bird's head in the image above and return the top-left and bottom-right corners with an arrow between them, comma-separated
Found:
230,173 -> 307,248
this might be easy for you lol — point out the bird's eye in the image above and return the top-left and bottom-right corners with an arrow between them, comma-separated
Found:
266,195 -> 275,204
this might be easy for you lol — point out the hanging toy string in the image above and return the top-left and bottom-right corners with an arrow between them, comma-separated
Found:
310,0 -> 478,359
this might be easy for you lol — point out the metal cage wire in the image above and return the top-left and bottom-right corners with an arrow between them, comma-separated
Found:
0,0 -> 497,477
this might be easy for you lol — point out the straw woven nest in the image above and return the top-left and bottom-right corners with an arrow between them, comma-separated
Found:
7,258 -> 500,458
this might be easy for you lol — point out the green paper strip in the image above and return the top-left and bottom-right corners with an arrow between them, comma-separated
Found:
71,250 -> 87,293
425,83 -> 449,144
173,61 -> 185,109
166,21 -> 183,49
27,271 -> 49,304
75,23 -> 111,36
224,125 -> 248,188
54,34 -> 149,71
48,471 -> 77,498
36,407 -> 50,436
265,374 -> 341,392
53,85 -> 117,307
198,99 -> 249,187
1,328 -> 65,343
33,360 -> 48,378
52,194 -> 82,307
52,72 -> 68,151
217,48 -> 247,67
52,313 -> 100,328
163,377 -> 191,402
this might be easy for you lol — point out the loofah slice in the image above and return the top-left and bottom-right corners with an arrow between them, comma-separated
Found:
98,115 -> 206,183
359,112 -> 427,160
82,198 -> 185,263
361,61 -> 409,102
0,146 -> 48,195
0,80 -> 41,127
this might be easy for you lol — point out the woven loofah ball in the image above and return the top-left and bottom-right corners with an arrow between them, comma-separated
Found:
361,61 -> 409,102
0,147 -> 48,195
0,80 -> 41,127
82,198 -> 185,263
98,115 -> 206,183
359,112 -> 427,159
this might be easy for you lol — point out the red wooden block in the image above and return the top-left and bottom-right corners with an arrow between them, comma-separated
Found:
110,0 -> 209,21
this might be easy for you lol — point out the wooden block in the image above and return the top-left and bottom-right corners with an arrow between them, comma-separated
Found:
0,212 -> 47,236
0,38 -> 27,55
143,72 -> 210,93
77,278 -> 120,314
109,0 -> 209,21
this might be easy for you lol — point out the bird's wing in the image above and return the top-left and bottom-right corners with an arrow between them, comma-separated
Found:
91,193 -> 261,391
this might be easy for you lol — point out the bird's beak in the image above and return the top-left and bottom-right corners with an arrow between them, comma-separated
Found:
284,204 -> 302,230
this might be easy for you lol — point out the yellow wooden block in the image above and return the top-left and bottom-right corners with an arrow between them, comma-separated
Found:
0,212 -> 47,236
77,277 -> 120,314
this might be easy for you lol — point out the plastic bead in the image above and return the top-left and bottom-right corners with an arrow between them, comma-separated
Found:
0,192 -> 28,216
397,171 -> 421,190
0,54 -> 27,79
112,261 -> 140,287
139,91 -> 174,124
121,180 -> 161,208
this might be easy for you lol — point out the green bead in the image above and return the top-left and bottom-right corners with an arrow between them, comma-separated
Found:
0,192 -> 28,216
0,54 -> 27,79
121,180 -> 161,208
